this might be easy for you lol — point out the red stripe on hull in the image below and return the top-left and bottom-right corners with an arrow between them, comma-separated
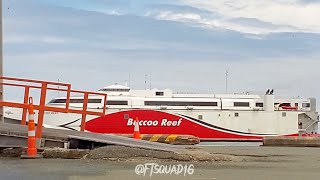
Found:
85,110 -> 278,140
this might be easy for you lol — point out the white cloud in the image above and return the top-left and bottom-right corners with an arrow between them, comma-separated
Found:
3,35 -> 32,44
156,11 -> 202,22
109,10 -> 122,15
178,0 -> 320,34
42,36 -> 66,44
4,34 -> 69,44
151,10 -> 302,34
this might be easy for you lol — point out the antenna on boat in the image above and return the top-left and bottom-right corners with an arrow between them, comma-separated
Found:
58,79 -> 60,97
128,74 -> 131,87
225,69 -> 229,93
149,73 -> 152,89
144,74 -> 147,90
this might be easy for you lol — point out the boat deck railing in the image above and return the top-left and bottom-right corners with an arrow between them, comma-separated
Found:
0,76 -> 107,138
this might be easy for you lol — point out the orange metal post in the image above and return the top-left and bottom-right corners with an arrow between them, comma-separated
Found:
21,86 -> 30,125
80,92 -> 89,131
102,95 -> 107,115
36,82 -> 47,138
65,84 -> 71,110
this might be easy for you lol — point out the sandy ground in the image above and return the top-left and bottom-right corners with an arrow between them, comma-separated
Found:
1,146 -> 320,180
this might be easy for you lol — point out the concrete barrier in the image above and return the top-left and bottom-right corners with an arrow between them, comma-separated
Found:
119,134 -> 200,145
263,136 -> 320,147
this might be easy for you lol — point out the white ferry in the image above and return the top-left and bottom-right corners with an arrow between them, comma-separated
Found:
4,85 -> 319,141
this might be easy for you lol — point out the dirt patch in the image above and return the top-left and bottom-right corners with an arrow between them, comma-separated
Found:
86,146 -> 191,161
185,151 -> 242,162
43,148 -> 90,159
86,146 -> 243,162
0,148 -> 26,157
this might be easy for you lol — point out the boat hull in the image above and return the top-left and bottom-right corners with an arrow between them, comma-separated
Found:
85,109 -> 297,141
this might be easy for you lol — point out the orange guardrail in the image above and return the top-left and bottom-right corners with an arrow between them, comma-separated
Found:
0,76 -> 107,138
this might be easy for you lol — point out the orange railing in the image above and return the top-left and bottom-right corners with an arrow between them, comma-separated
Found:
0,76 -> 107,138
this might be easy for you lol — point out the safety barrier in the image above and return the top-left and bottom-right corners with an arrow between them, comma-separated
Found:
0,76 -> 107,138
133,117 -> 141,140
26,98 -> 37,156
21,97 -> 42,159
119,134 -> 200,145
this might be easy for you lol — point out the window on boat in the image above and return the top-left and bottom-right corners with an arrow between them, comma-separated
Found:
156,92 -> 164,96
256,102 -> 263,107
282,112 -> 286,117
233,102 -> 250,107
198,114 -> 203,120
99,88 -> 129,92
235,112 -> 239,117
295,103 -> 299,107
49,99 -> 66,103
302,103 -> 310,108
279,103 -> 291,107
89,99 -> 102,103
144,101 -> 218,106
106,101 -> 128,105
71,99 -> 101,103
49,99 -> 102,103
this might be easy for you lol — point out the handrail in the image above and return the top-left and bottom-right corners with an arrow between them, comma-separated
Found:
0,76 -> 107,138
304,120 -> 319,130
1,82 -> 107,96
1,76 -> 70,86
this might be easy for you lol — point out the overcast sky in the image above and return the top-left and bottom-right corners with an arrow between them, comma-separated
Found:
2,0 -> 320,109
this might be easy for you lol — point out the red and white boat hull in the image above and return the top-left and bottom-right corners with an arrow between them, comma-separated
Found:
85,110 -> 297,141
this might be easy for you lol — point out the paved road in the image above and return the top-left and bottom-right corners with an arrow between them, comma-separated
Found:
1,146 -> 320,180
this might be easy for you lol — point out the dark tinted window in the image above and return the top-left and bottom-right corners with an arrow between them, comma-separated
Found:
234,102 -> 250,107
279,103 -> 291,107
256,103 -> 263,107
70,99 -> 83,103
49,99 -> 101,103
106,101 -> 128,105
145,101 -> 217,106
156,92 -> 164,96
88,99 -> 102,103
70,99 -> 101,103
282,112 -> 286,117
99,89 -> 129,92
49,99 -> 66,103
302,103 -> 310,108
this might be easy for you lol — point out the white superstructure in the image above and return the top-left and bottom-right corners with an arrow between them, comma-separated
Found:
4,85 -> 319,140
